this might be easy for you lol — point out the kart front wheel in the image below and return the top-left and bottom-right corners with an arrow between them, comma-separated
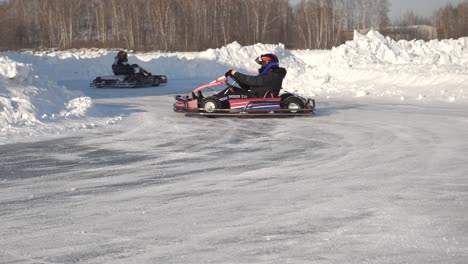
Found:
281,96 -> 305,113
202,97 -> 222,113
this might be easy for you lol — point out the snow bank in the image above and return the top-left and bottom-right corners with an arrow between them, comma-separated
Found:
4,42 -> 301,80
293,30 -> 468,102
0,57 -> 32,81
331,30 -> 468,66
0,56 -> 92,132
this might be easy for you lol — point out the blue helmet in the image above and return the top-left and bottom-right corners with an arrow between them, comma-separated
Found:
255,53 -> 279,74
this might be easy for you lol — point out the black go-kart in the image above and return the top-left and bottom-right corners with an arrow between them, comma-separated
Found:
90,74 -> 168,88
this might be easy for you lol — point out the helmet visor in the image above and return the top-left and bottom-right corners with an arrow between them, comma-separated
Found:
255,56 -> 263,65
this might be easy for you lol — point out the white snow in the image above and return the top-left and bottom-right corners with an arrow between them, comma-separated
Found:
0,31 -> 468,263
1,30 -> 467,137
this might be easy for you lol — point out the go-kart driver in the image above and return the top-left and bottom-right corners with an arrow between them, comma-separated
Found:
224,53 -> 287,98
112,50 -> 151,78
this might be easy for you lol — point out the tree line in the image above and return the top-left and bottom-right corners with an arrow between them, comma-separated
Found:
0,0 -> 466,52
434,2 -> 468,39
392,1 -> 468,40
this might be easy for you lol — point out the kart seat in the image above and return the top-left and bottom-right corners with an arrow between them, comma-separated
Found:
112,64 -> 134,76
263,89 -> 280,98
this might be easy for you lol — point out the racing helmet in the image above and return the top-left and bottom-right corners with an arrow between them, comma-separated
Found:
117,50 -> 128,62
255,53 -> 279,73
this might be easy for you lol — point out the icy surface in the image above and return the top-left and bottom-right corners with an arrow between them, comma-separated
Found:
0,31 -> 467,263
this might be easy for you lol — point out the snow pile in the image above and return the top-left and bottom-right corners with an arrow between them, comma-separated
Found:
4,49 -> 114,81
0,56 -> 93,132
60,96 -> 92,117
130,42 -> 300,79
6,42 -> 302,80
292,30 -> 468,101
6,42 -> 310,90
0,58 -> 38,128
0,56 -> 32,81
331,30 -> 468,66
6,31 -> 467,92
201,41 -> 297,74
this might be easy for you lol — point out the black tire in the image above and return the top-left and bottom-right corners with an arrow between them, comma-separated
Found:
202,96 -> 222,113
281,96 -> 305,113
280,93 -> 293,100
152,77 -> 160,87
94,78 -> 104,88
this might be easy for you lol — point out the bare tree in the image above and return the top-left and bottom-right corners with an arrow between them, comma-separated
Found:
7,0 -> 465,52
435,1 -> 468,39
394,10 -> 432,26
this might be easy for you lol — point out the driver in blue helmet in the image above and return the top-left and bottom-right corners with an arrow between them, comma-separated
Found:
225,53 -> 287,98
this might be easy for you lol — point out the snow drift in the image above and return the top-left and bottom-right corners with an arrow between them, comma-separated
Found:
296,30 -> 468,100
331,30 -> 468,66
0,56 -> 92,131
0,30 -> 467,137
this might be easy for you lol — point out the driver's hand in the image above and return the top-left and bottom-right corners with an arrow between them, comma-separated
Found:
225,70 -> 236,77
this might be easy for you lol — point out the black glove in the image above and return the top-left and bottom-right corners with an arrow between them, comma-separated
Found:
225,70 -> 233,77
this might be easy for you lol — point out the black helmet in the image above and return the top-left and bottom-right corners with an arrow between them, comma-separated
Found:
255,53 -> 279,74
117,51 -> 128,62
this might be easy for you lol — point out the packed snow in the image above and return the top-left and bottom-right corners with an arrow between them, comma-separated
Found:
1,31 -> 468,263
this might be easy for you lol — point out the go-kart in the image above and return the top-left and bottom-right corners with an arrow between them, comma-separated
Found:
173,77 -> 315,117
90,74 -> 167,88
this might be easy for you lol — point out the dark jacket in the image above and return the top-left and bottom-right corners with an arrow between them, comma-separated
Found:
232,67 -> 287,97
112,57 -> 134,75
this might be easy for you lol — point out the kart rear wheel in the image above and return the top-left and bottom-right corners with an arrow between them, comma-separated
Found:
152,77 -> 160,87
280,93 -> 293,100
202,97 -> 222,113
94,78 -> 104,88
281,96 -> 304,113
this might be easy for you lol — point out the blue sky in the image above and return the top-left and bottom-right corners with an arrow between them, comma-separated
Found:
388,0 -> 466,19
289,0 -> 466,20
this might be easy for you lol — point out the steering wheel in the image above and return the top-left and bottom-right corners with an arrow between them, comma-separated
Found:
226,75 -> 249,90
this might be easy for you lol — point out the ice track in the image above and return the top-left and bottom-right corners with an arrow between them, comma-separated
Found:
1,80 -> 467,264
